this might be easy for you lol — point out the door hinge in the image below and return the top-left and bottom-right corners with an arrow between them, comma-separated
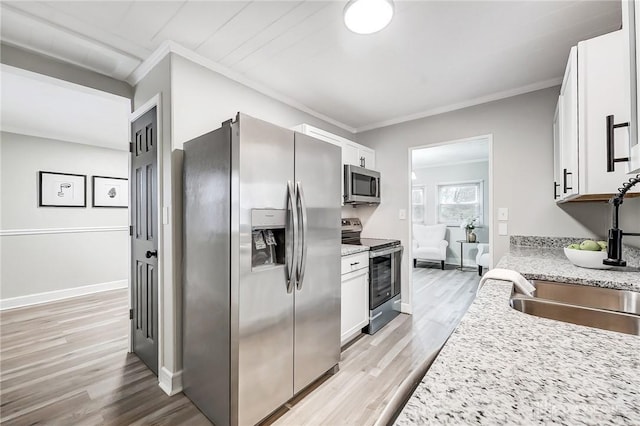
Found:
129,309 -> 133,320
129,142 -> 133,153
129,225 -> 133,236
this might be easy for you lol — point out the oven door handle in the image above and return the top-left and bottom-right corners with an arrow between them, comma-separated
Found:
369,246 -> 403,258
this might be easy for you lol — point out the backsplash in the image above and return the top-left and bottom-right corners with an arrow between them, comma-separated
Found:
510,235 -> 640,268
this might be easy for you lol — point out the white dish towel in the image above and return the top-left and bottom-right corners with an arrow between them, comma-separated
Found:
477,268 -> 536,297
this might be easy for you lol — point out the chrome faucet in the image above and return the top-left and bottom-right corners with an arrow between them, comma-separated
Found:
603,174 -> 640,267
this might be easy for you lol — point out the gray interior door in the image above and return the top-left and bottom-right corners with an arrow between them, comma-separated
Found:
293,132 -> 341,394
131,107 -> 159,375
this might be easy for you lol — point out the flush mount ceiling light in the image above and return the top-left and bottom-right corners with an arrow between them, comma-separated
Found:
344,0 -> 394,34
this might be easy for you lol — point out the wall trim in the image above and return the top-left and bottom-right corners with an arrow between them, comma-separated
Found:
401,302 -> 412,315
0,226 -> 128,236
0,279 -> 127,310
158,367 -> 183,396
356,78 -> 562,133
126,40 -> 356,134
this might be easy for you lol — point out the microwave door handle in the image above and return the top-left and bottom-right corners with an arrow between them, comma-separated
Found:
372,177 -> 379,197
295,182 -> 308,290
345,165 -> 353,199
286,181 -> 298,293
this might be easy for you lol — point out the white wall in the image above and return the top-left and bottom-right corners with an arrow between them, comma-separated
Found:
170,54 -> 354,148
355,86 -> 640,310
413,160 -> 489,266
0,132 -> 128,302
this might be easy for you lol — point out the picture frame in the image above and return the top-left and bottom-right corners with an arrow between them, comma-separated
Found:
92,176 -> 128,208
39,171 -> 87,207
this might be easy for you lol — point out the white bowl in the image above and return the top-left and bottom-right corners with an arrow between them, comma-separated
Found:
563,247 -> 613,270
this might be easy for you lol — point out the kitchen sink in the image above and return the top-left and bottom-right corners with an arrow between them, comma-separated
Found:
510,280 -> 640,336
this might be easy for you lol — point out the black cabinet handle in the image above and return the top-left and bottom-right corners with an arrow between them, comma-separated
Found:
360,156 -> 365,168
563,169 -> 573,194
146,250 -> 158,259
350,261 -> 360,266
606,115 -> 630,172
554,182 -> 560,199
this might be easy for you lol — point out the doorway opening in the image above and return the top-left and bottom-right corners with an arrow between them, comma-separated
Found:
407,135 -> 493,316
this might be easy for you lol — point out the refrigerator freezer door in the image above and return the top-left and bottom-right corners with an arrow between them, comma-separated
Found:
293,132 -> 342,394
237,114 -> 295,425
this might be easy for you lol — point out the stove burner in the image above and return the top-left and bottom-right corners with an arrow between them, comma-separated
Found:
341,218 -> 400,251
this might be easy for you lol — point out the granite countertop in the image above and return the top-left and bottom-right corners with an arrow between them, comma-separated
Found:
396,245 -> 640,425
341,244 -> 369,256
500,246 -> 640,292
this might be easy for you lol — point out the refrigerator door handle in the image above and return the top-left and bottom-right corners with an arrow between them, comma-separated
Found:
286,181 -> 298,293
295,181 -> 308,290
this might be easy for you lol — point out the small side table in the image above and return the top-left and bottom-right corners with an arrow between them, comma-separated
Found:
456,240 -> 480,272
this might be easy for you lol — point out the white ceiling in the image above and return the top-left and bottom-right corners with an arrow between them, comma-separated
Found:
0,1 -> 622,132
412,138 -> 489,169
0,66 -> 131,150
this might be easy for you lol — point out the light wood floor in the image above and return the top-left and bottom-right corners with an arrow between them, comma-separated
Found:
0,265 -> 478,425
0,290 -> 210,425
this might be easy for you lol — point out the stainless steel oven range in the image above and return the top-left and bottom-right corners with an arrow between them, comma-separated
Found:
341,218 -> 403,334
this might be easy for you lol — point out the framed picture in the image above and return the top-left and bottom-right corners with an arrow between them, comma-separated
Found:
39,171 -> 86,207
92,176 -> 128,208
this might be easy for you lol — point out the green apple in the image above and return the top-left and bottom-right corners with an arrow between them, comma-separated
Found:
597,241 -> 607,249
567,243 -> 581,250
580,240 -> 601,251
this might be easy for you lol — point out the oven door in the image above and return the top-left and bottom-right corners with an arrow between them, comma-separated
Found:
369,246 -> 402,309
344,165 -> 380,204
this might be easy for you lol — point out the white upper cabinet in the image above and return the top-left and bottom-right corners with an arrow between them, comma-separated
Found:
623,0 -> 640,173
553,100 -> 562,201
342,140 -> 376,169
293,124 -> 376,205
578,30 -> 633,194
555,31 -> 639,201
342,142 -> 359,167
557,46 -> 579,201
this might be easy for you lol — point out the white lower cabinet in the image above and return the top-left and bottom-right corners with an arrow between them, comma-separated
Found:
340,252 -> 369,346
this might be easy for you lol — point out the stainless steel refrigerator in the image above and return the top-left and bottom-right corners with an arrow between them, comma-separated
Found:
182,113 -> 341,426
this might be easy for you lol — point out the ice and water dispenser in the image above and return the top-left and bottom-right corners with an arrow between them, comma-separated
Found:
251,209 -> 287,269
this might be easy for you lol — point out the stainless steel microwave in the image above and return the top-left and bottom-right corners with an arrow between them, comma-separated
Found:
344,164 -> 381,205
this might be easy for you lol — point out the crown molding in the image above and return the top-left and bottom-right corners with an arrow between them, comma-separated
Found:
355,77 -> 563,133
126,41 -> 357,134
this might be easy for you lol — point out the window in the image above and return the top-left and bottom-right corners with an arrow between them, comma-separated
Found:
412,187 -> 425,223
437,181 -> 483,225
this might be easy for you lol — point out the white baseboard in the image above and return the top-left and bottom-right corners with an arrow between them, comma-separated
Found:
159,367 -> 183,396
401,302 -> 412,315
0,279 -> 128,310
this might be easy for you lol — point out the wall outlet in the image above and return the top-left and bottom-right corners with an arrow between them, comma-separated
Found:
498,207 -> 509,221
399,209 -> 407,220
498,222 -> 508,236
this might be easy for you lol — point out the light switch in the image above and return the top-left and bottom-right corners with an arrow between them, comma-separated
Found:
498,208 -> 509,221
498,222 -> 508,236
399,209 -> 407,220
163,206 -> 170,225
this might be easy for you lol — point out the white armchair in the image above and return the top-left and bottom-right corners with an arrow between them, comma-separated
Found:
476,243 -> 490,276
412,224 -> 448,270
